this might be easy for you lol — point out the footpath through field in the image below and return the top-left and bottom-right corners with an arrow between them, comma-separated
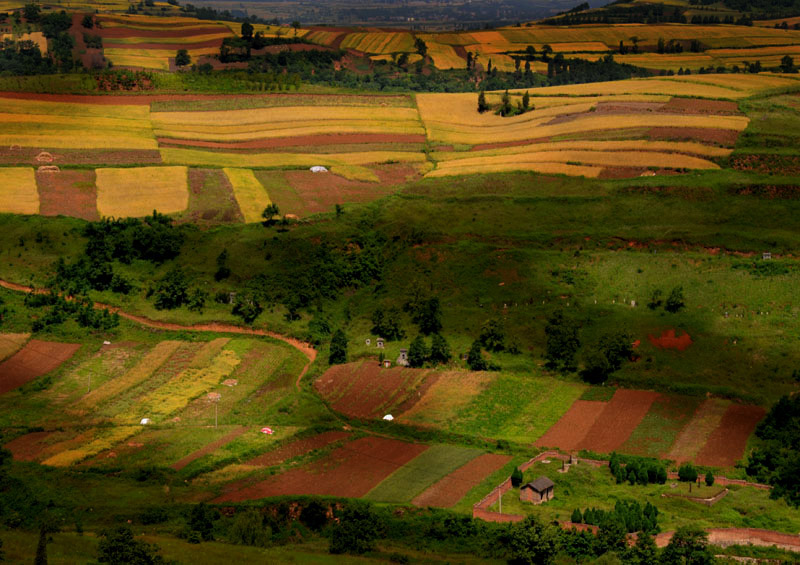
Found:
0,279 -> 316,391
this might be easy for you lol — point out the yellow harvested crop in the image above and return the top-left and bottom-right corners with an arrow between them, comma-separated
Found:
0,168 -> 38,215
223,168 -> 271,224
96,166 -> 189,218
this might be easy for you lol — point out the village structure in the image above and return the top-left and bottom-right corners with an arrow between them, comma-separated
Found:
520,476 -> 555,505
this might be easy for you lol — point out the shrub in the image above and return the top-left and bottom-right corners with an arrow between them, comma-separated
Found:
229,509 -> 271,547
511,467 -> 524,487
705,471 -> 714,487
678,463 -> 698,482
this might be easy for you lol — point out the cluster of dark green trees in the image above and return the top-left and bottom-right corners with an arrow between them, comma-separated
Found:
219,22 -> 309,63
24,293 -> 119,332
571,500 -> 660,534
609,453 -> 669,486
746,393 -> 800,507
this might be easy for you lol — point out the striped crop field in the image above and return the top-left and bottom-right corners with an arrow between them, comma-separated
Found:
340,32 -> 414,54
160,148 -> 427,169
104,47 -> 219,70
104,33 -> 231,45
0,98 -> 156,150
0,168 -> 38,215
305,30 -> 343,47
41,425 -> 140,467
424,42 -> 465,69
0,334 -> 30,363
96,166 -> 189,218
223,168 -> 271,224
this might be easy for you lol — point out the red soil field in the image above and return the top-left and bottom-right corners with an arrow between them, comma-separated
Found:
647,127 -> 739,146
171,426 -> 248,471
0,340 -> 80,395
36,169 -> 99,221
598,167 -> 648,179
412,453 -> 511,508
470,137 -> 552,152
535,400 -> 607,451
157,133 -> 426,150
577,390 -> 661,453
0,147 -> 162,166
96,25 -> 229,39
314,361 -> 428,419
246,430 -> 351,467
5,431 -> 53,461
660,98 -> 740,115
215,436 -> 428,502
648,328 -> 693,351
694,404 -> 766,467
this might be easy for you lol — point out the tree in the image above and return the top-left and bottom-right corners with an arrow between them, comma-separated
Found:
664,286 -> 685,313
467,340 -> 488,371
582,346 -> 612,384
477,90 -> 489,113
228,509 -> 270,547
414,37 -> 428,58
82,14 -> 94,28
23,3 -> 40,22
660,526 -> 713,565
507,515 -> 559,565
521,90 -> 531,111
214,248 -> 231,281
677,463 -> 698,482
511,467 -> 524,487
596,515 -> 628,555
189,503 -> 217,541
413,297 -> 442,334
300,500 -> 328,531
571,508 -> 583,523
329,503 -> 379,555
545,310 -> 581,373
329,329 -> 348,365
292,21 -> 300,36
479,318 -> 505,351
429,333 -> 451,364
781,54 -> 795,73
261,203 -> 280,227
34,526 -> 47,565
626,530 -> 658,564
499,90 -> 513,116
232,292 -> 262,324
175,48 -> 190,68
704,471 -> 714,487
371,306 -> 405,341
648,289 -> 663,310
152,268 -> 188,310
583,331 -> 633,383
187,288 -> 207,313
241,21 -> 254,39
97,526 -> 165,564
408,335 -> 429,368
541,44 -> 553,61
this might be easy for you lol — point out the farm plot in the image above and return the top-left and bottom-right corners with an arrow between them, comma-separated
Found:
245,430 -> 352,467
576,390 -> 660,453
695,404 -> 765,467
340,32 -> 414,54
412,453 -> 512,508
222,168 -> 270,224
666,398 -> 730,463
0,333 -> 29,362
0,98 -> 156,150
314,361 -> 432,419
95,166 -> 189,217
215,436 -> 428,502
0,340 -> 80,395
620,395 -> 703,458
36,169 -> 98,221
535,400 -> 608,451
0,168 -> 38,215
398,370 -> 495,429
366,445 -> 484,503
180,168 -> 243,224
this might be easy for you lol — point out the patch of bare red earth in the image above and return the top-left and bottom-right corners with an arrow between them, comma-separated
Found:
104,38 -> 223,50
659,98 -> 740,115
648,328 -> 693,351
655,529 -> 800,551
5,431 -> 54,461
171,426 -> 249,471
0,340 -> 80,395
36,169 -> 99,221
412,454 -> 512,508
71,14 -> 105,69
0,147 -> 162,166
695,404 -> 766,467
158,133 -> 426,151
246,431 -> 351,467
647,127 -> 739,146
535,400 -> 607,451
577,390 -> 661,453
95,25 -> 229,39
215,436 -> 428,502
315,361 -> 431,419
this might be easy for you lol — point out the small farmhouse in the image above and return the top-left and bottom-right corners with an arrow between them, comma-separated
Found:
520,476 -> 554,504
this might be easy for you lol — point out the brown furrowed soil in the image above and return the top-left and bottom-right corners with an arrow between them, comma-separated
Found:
577,390 -> 661,453
104,39 -> 224,50
660,98 -> 740,115
245,431 -> 351,467
181,168 -> 243,224
215,436 -> 428,502
5,431 -> 54,461
647,127 -> 739,146
535,400 -> 607,451
0,148 -> 162,166
695,404 -> 766,467
96,26 -> 229,39
667,398 -> 730,463
36,169 -> 99,221
171,426 -> 248,471
412,453 -> 512,508
0,340 -> 81,395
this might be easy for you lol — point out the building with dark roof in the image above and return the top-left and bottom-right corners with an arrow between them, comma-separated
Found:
520,476 -> 554,504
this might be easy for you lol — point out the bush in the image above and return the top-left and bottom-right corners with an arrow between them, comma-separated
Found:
705,471 -> 714,487
329,503 -> 379,555
678,463 -> 698,482
229,509 -> 271,547
511,467 -> 524,487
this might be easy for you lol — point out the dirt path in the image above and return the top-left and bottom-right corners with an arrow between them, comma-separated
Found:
0,279 -> 316,391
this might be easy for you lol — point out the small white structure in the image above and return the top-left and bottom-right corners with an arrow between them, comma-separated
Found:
383,414 -> 394,421
260,427 -> 274,435
376,338 -> 385,349
140,418 -> 151,425
763,251 -> 772,260
365,338 -> 371,346
310,166 -> 328,173
397,348 -> 409,366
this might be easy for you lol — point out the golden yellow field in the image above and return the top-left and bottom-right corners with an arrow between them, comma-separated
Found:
161,148 -> 427,168
0,168 -> 39,215
0,31 -> 46,52
341,32 -> 414,54
95,166 -> 189,218
104,47 -> 218,70
106,33 -> 231,45
0,333 -> 29,362
41,426 -> 140,467
223,168 -> 271,224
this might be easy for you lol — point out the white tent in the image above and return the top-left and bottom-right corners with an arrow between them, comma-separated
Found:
383,414 -> 394,421
140,418 -> 151,425
310,166 -> 328,173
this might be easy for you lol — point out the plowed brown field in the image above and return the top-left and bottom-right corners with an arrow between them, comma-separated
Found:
36,170 -> 99,221
412,453 -> 511,508
215,436 -> 427,502
534,400 -> 607,450
695,404 -> 765,467
246,431 -> 351,467
5,431 -> 53,461
0,340 -> 80,395
577,390 -> 660,453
